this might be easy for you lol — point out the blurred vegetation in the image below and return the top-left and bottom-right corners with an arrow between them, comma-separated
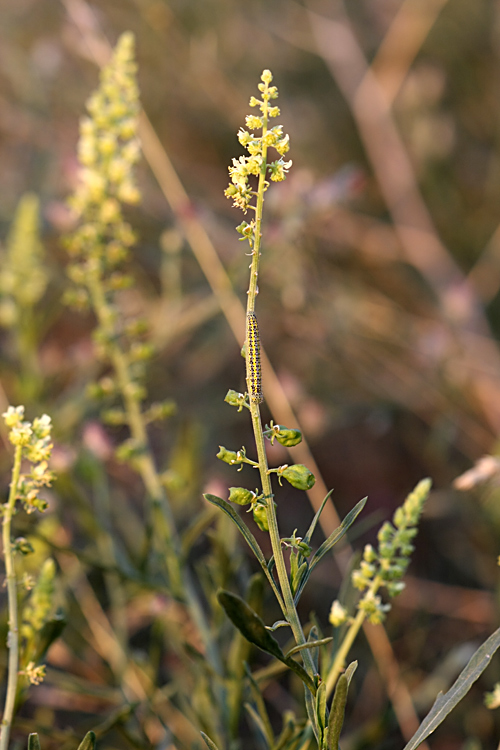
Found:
1,0 -> 500,748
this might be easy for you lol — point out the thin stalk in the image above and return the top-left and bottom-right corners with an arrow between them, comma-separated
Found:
0,444 -> 23,750
324,576 -> 382,698
86,272 -> 221,673
246,80 -> 315,683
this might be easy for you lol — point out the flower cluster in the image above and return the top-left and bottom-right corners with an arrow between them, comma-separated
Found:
224,69 -> 291,216
3,406 -> 54,514
66,31 -> 140,309
330,478 -> 431,626
0,194 -> 47,328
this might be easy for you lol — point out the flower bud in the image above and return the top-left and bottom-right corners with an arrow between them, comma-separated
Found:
228,487 -> 255,506
252,504 -> 269,532
280,464 -> 315,491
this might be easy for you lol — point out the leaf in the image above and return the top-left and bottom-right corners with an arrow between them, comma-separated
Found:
402,626 -> 500,750
291,560 -> 308,597
285,638 -> 333,659
200,732 -> 221,750
28,734 -> 42,750
273,712 -> 299,750
303,489 -> 334,547
267,620 -> 291,631
217,589 -> 316,694
204,494 -> 285,613
294,497 -> 367,604
326,662 -> 357,750
309,497 -> 367,572
76,732 -> 96,750
244,664 -> 275,748
244,703 -> 273,748
316,681 -> 327,739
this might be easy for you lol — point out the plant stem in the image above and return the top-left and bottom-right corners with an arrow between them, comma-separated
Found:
246,82 -> 315,683
324,576 -> 382,698
0,444 -> 23,750
86,272 -> 221,673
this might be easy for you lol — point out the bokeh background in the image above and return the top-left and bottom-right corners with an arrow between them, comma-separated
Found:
2,0 -> 500,748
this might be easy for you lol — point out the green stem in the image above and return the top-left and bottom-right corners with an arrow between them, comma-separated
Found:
86,273 -> 221,673
0,444 -> 23,750
324,576 -> 382,698
245,81 -> 315,684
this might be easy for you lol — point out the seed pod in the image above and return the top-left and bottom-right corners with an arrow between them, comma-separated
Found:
252,504 -> 269,531
228,487 -> 255,506
216,446 -> 239,465
274,426 -> 302,447
281,464 -> 316,491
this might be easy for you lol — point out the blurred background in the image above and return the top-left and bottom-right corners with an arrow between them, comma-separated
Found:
2,0 -> 500,748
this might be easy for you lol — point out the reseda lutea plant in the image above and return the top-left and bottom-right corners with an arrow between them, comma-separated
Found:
0,407 -> 55,750
204,72 -> 437,750
204,70 -> 366,750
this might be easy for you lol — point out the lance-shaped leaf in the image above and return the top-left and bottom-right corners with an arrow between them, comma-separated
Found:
28,735 -> 42,750
245,663 -> 275,749
303,489 -> 334,547
294,497 -> 367,604
204,494 -> 285,613
402,626 -> 500,750
200,732 -> 221,750
76,733 -> 96,750
327,662 -> 357,750
217,589 -> 316,694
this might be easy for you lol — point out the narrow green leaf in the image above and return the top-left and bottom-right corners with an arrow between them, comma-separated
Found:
217,589 -> 316,694
294,497 -> 367,604
28,734 -> 42,750
327,675 -> 348,750
273,711 -> 298,750
245,664 -> 275,748
309,497 -> 367,572
344,661 -> 357,687
200,732 -> 221,750
316,681 -> 327,735
402,626 -> 500,750
307,625 -> 320,672
76,732 -> 96,750
291,560 -> 308,596
218,589 -> 284,660
267,620 -> 291,631
286,638 -> 333,659
204,494 -> 285,613
244,702 -> 273,748
303,489 -> 334,546
326,661 -> 357,750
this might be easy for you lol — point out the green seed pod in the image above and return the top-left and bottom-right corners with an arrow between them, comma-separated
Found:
274,426 -> 302,447
224,390 -> 247,411
217,446 -> 240,465
281,464 -> 316,491
252,504 -> 269,532
228,487 -> 255,506
13,537 -> 34,555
